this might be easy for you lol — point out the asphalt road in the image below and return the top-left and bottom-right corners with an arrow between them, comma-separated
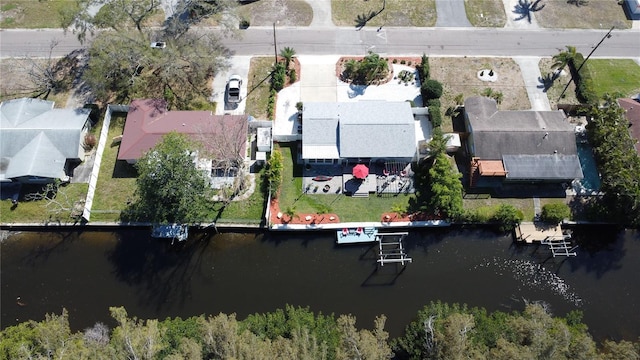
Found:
1,27 -> 639,59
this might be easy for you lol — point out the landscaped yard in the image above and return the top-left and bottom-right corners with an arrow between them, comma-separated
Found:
533,1 -> 631,29
538,57 -> 580,108
216,169 -> 267,224
463,197 -> 536,222
464,0 -> 506,27
430,57 -> 530,132
90,113 -> 137,222
276,144 -> 413,223
332,0 -> 436,27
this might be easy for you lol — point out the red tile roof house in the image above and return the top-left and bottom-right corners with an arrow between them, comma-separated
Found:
618,97 -> 640,154
118,99 -> 249,188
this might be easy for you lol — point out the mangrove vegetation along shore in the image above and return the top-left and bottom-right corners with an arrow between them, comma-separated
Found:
1,302 -> 638,359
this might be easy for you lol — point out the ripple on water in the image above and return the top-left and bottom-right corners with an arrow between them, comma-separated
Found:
473,258 -> 583,306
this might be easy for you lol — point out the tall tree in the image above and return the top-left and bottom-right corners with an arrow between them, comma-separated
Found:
551,46 -> 578,72
124,132 -> 214,223
62,0 -> 163,43
427,153 -> 464,220
587,95 -> 640,226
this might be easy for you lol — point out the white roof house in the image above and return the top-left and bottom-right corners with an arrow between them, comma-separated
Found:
0,98 -> 91,183
302,101 -> 417,161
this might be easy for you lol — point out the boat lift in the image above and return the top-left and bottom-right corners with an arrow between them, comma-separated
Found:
541,235 -> 577,257
376,232 -> 412,266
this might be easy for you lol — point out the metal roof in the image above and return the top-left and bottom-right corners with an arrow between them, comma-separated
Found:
503,154 -> 584,180
302,101 -> 416,159
0,98 -> 90,181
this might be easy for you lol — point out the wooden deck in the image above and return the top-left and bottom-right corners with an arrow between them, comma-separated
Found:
515,222 -> 565,244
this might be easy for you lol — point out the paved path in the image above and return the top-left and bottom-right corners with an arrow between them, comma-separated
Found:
513,56 -> 551,111
306,0 -> 333,27
435,0 -> 472,27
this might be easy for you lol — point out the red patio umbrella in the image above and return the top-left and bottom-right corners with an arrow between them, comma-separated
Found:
352,164 -> 369,179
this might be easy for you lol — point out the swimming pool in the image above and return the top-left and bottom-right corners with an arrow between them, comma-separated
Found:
575,141 -> 601,193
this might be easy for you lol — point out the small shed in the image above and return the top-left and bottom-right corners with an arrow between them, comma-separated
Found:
257,127 -> 272,152
444,133 -> 461,152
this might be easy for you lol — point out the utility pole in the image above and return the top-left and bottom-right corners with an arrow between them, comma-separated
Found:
273,21 -> 278,64
557,26 -> 614,103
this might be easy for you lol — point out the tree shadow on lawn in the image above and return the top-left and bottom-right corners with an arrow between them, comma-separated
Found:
354,1 -> 386,30
112,160 -> 137,178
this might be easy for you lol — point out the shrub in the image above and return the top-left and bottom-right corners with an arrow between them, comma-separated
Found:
419,53 -> 430,82
83,133 -> 97,150
422,79 -> 443,100
426,98 -> 441,107
288,68 -> 297,83
540,203 -> 571,224
266,148 -> 283,198
429,105 -> 442,127
296,101 -> 303,112
267,89 -> 277,119
492,204 -> 523,232
454,93 -> 464,106
400,59 -> 406,64
271,63 -> 286,91
239,18 -> 250,29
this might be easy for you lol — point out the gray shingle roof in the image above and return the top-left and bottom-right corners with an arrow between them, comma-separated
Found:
0,98 -> 90,181
465,97 -> 577,159
302,101 -> 416,159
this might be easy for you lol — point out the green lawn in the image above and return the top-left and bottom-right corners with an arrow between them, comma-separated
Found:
90,113 -> 137,222
277,143 -> 413,222
0,0 -> 75,28
246,57 -> 274,120
463,197 -> 536,222
332,0 -> 436,27
216,169 -> 268,224
0,183 -> 88,223
586,59 -> 640,98
464,0 -> 506,27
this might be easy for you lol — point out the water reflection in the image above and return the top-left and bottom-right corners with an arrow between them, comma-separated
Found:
1,227 -> 638,341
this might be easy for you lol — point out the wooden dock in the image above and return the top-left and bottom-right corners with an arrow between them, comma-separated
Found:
515,223 -> 577,257
515,223 -> 564,244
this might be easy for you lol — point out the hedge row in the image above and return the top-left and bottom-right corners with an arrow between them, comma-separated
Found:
570,53 -> 598,105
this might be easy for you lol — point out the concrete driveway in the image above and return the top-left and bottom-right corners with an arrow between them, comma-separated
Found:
435,0 -> 472,27
211,56 -> 252,115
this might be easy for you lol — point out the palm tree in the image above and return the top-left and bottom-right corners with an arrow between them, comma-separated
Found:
343,59 -> 358,81
551,46 -> 578,72
279,47 -> 296,69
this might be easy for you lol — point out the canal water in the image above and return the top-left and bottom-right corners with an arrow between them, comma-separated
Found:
1,227 -> 638,341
